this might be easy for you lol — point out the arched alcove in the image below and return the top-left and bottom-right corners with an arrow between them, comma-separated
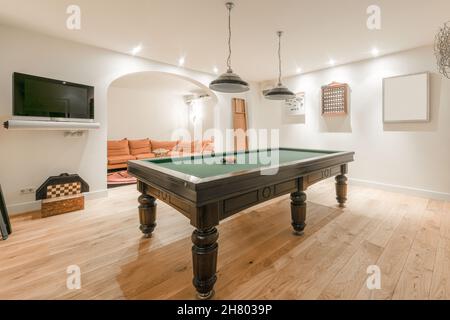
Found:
107,71 -> 218,141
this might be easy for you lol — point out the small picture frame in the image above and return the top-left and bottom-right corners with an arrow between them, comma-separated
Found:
285,92 -> 305,116
0,184 -> 12,240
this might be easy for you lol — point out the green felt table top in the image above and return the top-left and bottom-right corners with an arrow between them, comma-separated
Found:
143,149 -> 337,179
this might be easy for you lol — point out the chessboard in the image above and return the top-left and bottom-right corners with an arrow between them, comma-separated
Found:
46,182 -> 82,199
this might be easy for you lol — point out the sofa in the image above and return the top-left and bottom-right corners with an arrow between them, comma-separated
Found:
107,138 -> 214,170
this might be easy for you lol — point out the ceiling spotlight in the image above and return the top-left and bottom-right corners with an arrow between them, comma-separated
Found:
296,67 -> 302,74
213,67 -> 219,74
371,47 -> 380,57
329,59 -> 336,66
209,2 -> 249,93
131,44 -> 142,56
264,31 -> 296,101
178,56 -> 185,67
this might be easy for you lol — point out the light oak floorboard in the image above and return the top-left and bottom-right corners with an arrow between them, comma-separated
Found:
0,182 -> 448,300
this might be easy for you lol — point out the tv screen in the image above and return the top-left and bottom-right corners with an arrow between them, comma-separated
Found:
13,73 -> 94,120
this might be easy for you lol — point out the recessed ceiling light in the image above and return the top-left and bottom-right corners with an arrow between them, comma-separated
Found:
213,67 -> 219,74
329,59 -> 336,66
371,47 -> 380,57
296,67 -> 302,74
131,44 -> 142,56
178,56 -> 185,67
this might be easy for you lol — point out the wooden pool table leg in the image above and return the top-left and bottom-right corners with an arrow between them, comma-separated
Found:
138,194 -> 157,238
336,174 -> 348,208
291,191 -> 307,236
192,227 -> 218,300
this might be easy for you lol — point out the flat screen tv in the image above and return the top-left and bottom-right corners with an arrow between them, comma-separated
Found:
13,73 -> 94,120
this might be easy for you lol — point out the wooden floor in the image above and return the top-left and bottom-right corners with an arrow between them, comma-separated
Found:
1,181 -> 449,300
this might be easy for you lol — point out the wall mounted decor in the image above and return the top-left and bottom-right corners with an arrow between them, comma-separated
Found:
321,82 -> 349,116
285,92 -> 305,116
0,184 -> 12,240
434,21 -> 450,79
383,72 -> 429,123
232,98 -> 249,151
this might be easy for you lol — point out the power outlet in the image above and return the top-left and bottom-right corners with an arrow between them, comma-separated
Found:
20,188 -> 36,195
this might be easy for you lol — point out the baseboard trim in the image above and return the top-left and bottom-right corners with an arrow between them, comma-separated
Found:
349,178 -> 450,201
6,189 -> 109,216
7,200 -> 41,215
7,180 -> 449,214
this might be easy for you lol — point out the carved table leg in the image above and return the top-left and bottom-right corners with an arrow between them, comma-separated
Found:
138,194 -> 157,238
291,191 -> 307,236
335,174 -> 348,208
192,227 -> 219,300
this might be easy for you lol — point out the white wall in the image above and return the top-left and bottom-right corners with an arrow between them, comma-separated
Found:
108,87 -> 190,140
254,46 -> 450,199
0,25 -> 257,213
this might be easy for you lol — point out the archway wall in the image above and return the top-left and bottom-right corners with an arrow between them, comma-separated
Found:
107,71 -> 217,141
0,25 -> 259,213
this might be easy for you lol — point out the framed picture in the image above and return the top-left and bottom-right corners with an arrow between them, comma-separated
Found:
285,92 -> 305,116
383,72 -> 430,123
0,184 -> 12,240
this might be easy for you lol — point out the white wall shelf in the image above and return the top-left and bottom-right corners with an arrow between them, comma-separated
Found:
3,119 -> 101,131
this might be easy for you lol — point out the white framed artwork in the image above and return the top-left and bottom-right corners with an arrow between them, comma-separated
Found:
383,72 -> 429,123
285,92 -> 305,116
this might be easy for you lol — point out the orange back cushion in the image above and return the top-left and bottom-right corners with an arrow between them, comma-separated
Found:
108,139 -> 130,157
129,139 -> 151,156
151,140 -> 178,152
202,139 -> 213,147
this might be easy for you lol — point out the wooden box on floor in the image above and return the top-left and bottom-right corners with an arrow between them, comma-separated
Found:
41,194 -> 84,218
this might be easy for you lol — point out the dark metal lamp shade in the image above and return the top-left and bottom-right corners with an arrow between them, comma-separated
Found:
209,69 -> 250,93
264,83 -> 296,100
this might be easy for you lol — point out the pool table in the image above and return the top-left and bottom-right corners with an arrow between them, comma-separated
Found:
128,148 -> 354,299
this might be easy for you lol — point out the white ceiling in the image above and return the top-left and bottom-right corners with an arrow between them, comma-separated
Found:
110,71 -> 206,95
0,0 -> 448,82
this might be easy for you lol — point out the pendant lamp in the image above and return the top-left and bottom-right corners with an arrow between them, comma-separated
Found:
209,2 -> 249,93
264,31 -> 295,100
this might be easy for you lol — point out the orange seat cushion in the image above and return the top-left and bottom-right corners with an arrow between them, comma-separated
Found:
202,142 -> 214,152
151,140 -> 178,152
108,139 -> 130,157
129,139 -> 152,156
202,139 -> 213,147
192,140 -> 205,153
135,153 -> 156,160
176,141 -> 194,153
108,154 -> 136,165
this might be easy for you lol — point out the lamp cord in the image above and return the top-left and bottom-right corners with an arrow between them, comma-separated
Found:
278,33 -> 282,84
227,4 -> 232,71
